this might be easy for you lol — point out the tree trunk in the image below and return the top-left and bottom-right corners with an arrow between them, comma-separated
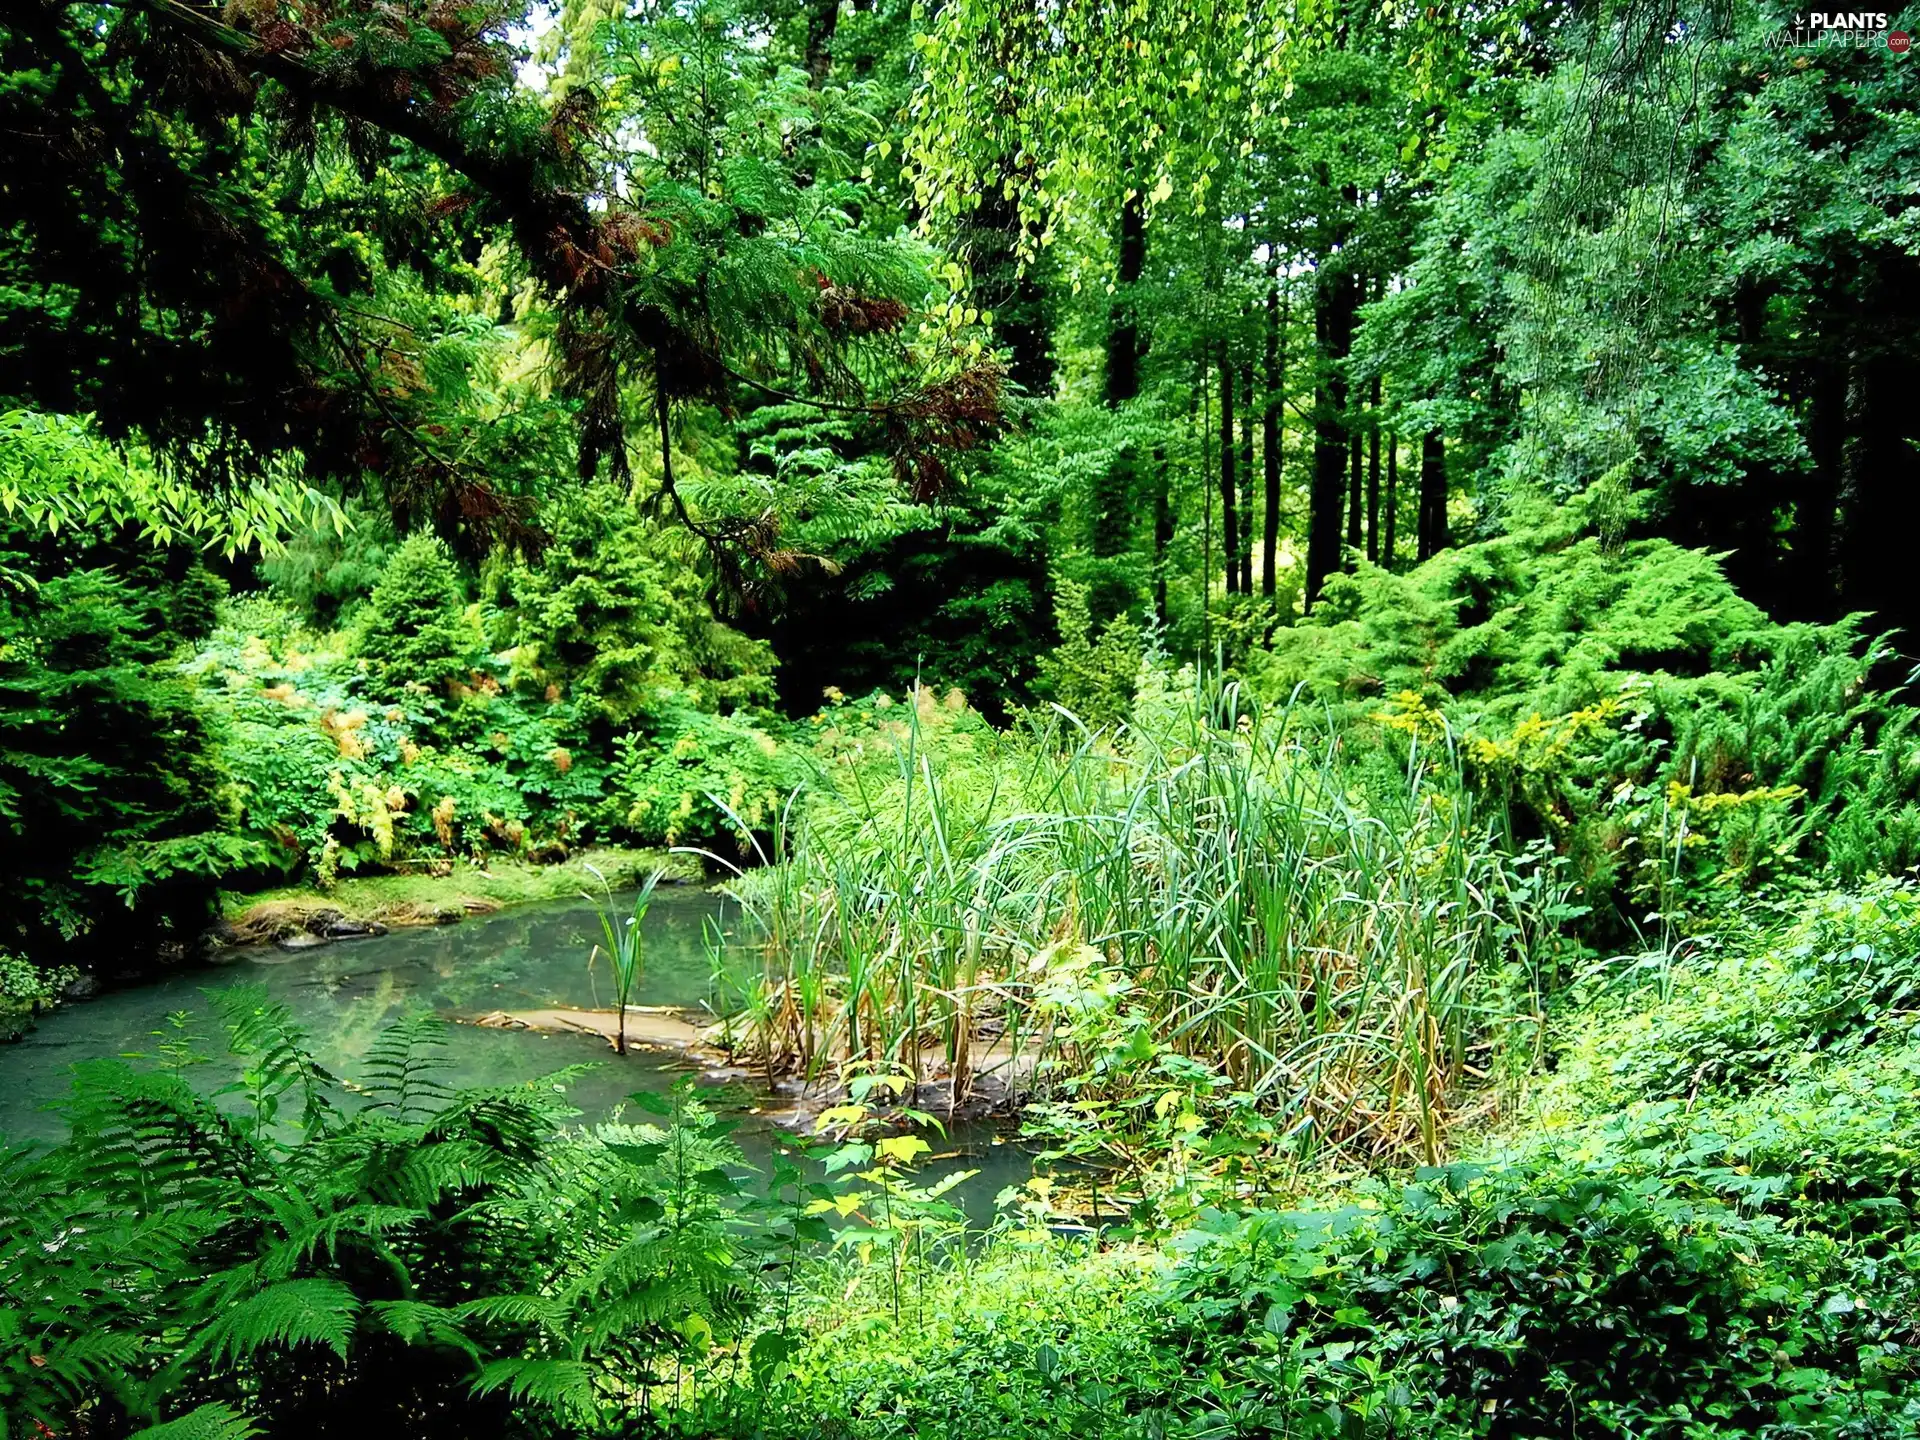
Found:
1306,266 -> 1357,609
1220,351 -> 1239,595
1239,361 -> 1256,595
803,0 -> 840,84
1104,194 -> 1146,408
1366,374 -> 1381,563
1830,251 -> 1918,648
1383,432 -> 1398,569
973,186 -> 1053,399
1263,281 -> 1285,600
1089,191 -> 1148,622
1346,428 -> 1363,559
1153,444 -> 1173,621
1418,430 -> 1447,561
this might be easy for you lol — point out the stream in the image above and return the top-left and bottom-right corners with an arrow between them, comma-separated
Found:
0,886 -> 1031,1220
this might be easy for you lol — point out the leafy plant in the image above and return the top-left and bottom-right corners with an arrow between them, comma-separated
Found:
0,990 -> 782,1438
584,863 -> 667,1054
353,533 -> 478,700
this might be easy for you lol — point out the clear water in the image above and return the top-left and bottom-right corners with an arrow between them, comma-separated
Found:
0,887 -> 1030,1219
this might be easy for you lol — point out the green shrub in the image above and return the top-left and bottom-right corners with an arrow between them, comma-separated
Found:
0,527 -> 263,962
491,496 -> 776,724
608,693 -> 806,851
0,950 -> 76,1038
1034,579 -> 1144,732
1548,884 -> 1920,1112
193,596 -> 606,879
353,532 -> 478,698
1150,1153 -> 1909,1439
0,995 -> 772,1437
1254,505 -> 1920,933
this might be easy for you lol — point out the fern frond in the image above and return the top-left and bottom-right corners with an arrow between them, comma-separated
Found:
130,1403 -> 260,1440
361,1013 -> 453,1121
197,1278 -> 361,1365
454,1292 -> 568,1332
363,1300 -> 481,1360
470,1357 -> 599,1418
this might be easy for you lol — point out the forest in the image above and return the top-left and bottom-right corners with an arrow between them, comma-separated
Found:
2,0 -> 1919,1433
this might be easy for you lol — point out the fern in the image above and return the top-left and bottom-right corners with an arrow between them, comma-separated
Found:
360,1013 -> 454,1121
212,986 -> 336,1141
197,1279 -> 362,1366
470,1357 -> 600,1418
4,1002 -> 779,1433
130,1404 -> 260,1440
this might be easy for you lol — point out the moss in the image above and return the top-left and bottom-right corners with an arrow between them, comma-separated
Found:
218,844 -> 704,928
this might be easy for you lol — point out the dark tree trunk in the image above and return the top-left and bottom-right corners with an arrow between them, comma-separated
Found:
1383,432 -> 1398,569
972,186 -> 1054,398
1104,194 -> 1147,408
1795,354 -> 1843,619
1832,252 -> 1920,650
1418,430 -> 1447,561
1200,353 -> 1214,638
1306,266 -> 1357,609
1366,375 -> 1381,563
803,0 -> 840,83
1220,351 -> 1239,595
1089,191 -> 1148,622
1263,281 -> 1285,600
1239,362 -> 1256,595
1347,429 -> 1363,559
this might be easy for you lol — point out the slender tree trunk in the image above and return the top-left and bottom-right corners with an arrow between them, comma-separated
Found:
1383,432 -> 1398,569
973,186 -> 1053,398
1418,430 -> 1447,560
1306,266 -> 1357,609
1239,362 -> 1256,594
1153,444 -> 1173,621
1201,352 -> 1214,647
1366,375 -> 1381,563
1090,191 -> 1148,622
1263,281 -> 1285,600
1346,429 -> 1363,559
1220,351 -> 1239,595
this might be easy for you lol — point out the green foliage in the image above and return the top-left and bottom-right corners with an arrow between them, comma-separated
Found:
354,533 -> 479,699
732,880 -> 1920,1440
0,525 -> 265,960
1034,580 -> 1144,732
0,951 -> 76,1039
0,995 -> 775,1438
608,695 -> 806,851
191,511 -> 800,882
1548,883 -> 1920,1118
583,864 -> 666,1054
1145,1153 -> 1907,1439
0,411 -> 343,560
491,494 -> 775,722
1255,506 -> 1920,933
719,670 -> 1559,1170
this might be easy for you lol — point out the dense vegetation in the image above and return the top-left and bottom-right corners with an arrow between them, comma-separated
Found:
3,0 -> 1918,1434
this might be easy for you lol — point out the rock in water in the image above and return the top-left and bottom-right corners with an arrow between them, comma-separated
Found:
301,908 -> 346,936
325,918 -> 390,939
275,932 -> 330,952
61,972 -> 103,1002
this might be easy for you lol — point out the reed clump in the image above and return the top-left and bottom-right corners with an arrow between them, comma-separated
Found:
706,671 -> 1560,1165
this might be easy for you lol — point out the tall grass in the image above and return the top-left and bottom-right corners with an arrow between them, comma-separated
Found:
704,672 -> 1556,1164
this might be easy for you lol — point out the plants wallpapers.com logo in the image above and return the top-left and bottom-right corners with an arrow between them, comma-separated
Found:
1769,11 -> 1912,47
